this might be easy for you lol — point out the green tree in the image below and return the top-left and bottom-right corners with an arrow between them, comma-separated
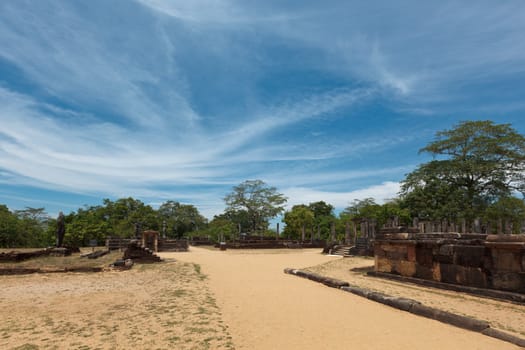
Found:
485,197 -> 525,234
64,205 -> 112,246
224,180 -> 287,234
401,120 -> 525,224
308,201 -> 335,239
0,205 -> 19,247
342,198 -> 382,219
201,214 -> 236,242
158,200 -> 207,238
15,207 -> 52,247
102,198 -> 158,237
283,205 -> 315,240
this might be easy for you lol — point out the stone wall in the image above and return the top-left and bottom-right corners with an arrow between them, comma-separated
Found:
374,231 -> 525,293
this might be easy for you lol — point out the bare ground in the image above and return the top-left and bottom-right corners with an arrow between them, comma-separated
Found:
169,247 -> 521,350
0,260 -> 233,350
303,256 -> 525,339
1,247 -> 522,349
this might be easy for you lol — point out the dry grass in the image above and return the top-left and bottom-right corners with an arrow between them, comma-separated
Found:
0,259 -> 233,350
0,248 -> 121,270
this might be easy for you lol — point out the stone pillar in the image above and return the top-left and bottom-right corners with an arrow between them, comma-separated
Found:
361,221 -> 367,238
370,219 -> 376,239
301,225 -> 305,242
345,221 -> 350,244
474,218 -> 481,233
330,222 -> 336,243
412,217 -> 419,230
461,219 -> 467,234
276,223 -> 280,240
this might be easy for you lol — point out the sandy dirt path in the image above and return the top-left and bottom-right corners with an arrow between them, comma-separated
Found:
163,247 -> 519,350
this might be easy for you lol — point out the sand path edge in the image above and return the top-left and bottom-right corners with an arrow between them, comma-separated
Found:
161,247 -> 520,350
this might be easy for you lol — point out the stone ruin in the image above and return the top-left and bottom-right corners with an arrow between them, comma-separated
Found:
0,249 -> 52,262
122,241 -> 162,263
374,226 -> 525,294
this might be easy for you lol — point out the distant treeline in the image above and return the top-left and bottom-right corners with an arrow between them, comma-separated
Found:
2,120 -> 525,248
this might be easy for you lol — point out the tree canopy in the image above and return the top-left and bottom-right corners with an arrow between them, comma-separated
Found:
158,201 -> 207,238
224,180 -> 287,234
283,205 -> 315,240
401,120 -> 525,223
3,120 -> 525,247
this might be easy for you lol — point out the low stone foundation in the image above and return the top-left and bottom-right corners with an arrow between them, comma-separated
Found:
374,231 -> 525,294
123,241 -> 162,263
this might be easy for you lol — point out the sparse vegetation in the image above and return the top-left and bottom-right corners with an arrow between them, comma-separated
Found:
0,260 -> 233,350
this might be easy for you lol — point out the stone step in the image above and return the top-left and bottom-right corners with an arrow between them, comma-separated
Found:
330,245 -> 354,256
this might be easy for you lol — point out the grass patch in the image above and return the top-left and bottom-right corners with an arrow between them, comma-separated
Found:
172,289 -> 186,297
12,344 -> 39,350
0,249 -> 121,270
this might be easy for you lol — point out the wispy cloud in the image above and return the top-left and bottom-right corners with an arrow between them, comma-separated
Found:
283,182 -> 401,210
1,1 -> 524,218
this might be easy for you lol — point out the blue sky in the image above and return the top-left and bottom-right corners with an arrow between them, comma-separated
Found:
1,1 -> 525,219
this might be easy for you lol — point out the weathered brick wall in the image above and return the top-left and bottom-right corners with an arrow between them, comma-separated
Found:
374,232 -> 525,293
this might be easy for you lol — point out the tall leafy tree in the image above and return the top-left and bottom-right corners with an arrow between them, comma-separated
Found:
485,197 -> 525,234
401,120 -> 525,224
283,205 -> 315,240
15,207 -> 52,247
158,200 -> 207,238
102,198 -> 158,237
0,205 -> 20,247
64,205 -> 112,246
308,201 -> 335,239
224,180 -> 287,234
202,214 -> 237,241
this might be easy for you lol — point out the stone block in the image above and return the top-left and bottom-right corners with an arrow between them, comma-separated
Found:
382,243 -> 408,254
441,265 -> 487,288
482,328 -> 525,348
407,245 -> 416,262
375,257 -> 393,273
432,262 -> 441,282
491,272 -> 525,292
416,247 -> 433,267
374,246 -> 386,258
440,263 -> 458,284
486,234 -> 525,242
438,244 -> 454,256
435,244 -> 454,264
416,264 -> 434,280
435,253 -> 454,264
453,245 -> 486,268
396,260 -> 416,277
463,267 -> 487,288
491,249 -> 522,272
386,250 -> 407,260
